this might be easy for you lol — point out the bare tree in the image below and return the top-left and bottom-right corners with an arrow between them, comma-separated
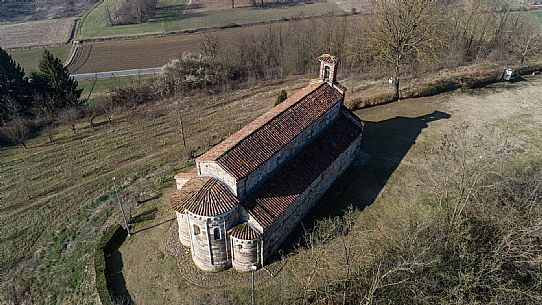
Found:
364,0 -> 448,100
0,116 -> 31,149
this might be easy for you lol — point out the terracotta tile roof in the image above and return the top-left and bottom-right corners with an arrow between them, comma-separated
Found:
205,83 -> 344,179
174,176 -> 239,216
170,189 -> 187,212
241,112 -> 363,228
319,54 -> 338,64
199,82 -> 323,162
229,223 -> 262,240
174,168 -> 197,181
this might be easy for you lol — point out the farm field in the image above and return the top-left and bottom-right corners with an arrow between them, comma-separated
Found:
0,18 -> 76,49
77,0 -> 343,39
1,71 -> 541,303
8,45 -> 73,73
69,16 -> 351,73
0,0 -> 97,22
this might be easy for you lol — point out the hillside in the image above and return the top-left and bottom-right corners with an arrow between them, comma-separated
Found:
1,74 -> 541,303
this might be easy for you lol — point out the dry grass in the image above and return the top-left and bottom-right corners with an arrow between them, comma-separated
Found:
0,76 -> 307,304
1,71 -> 541,304
118,77 -> 542,304
0,18 -> 76,49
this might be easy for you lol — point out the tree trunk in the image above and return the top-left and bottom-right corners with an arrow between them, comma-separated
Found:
394,64 -> 400,101
231,0 -> 235,8
21,142 -> 27,149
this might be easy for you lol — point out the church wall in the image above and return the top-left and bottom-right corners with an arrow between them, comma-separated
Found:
176,211 -> 191,247
261,135 -> 362,262
187,207 -> 239,272
196,161 -> 238,195
242,102 -> 342,197
231,237 -> 261,272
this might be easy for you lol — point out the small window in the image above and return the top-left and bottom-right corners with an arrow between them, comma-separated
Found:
237,244 -> 242,249
193,224 -> 201,235
323,66 -> 330,82
213,228 -> 221,240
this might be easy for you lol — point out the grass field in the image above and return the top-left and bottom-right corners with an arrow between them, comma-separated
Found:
1,70 -> 541,303
77,0 -> 343,39
115,76 -> 542,304
532,9 -> 542,20
8,45 -> 73,73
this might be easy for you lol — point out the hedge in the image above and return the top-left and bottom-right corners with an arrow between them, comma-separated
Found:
94,224 -> 124,305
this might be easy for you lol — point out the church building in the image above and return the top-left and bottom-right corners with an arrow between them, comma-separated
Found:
170,54 -> 364,272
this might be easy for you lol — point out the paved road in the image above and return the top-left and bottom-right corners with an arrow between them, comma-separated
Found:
71,67 -> 162,81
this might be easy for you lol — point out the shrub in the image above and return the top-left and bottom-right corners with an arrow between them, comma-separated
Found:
275,90 -> 288,106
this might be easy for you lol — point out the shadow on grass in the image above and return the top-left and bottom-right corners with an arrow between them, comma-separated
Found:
104,229 -> 134,305
130,207 -> 158,224
149,5 -> 207,23
132,217 -> 175,235
270,110 -> 451,261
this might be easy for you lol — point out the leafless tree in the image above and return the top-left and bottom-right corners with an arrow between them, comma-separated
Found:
363,0 -> 448,100
0,116 -> 31,149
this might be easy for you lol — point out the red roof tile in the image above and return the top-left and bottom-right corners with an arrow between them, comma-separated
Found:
241,112 -> 363,228
214,83 -> 344,179
174,176 -> 239,216
229,223 -> 262,240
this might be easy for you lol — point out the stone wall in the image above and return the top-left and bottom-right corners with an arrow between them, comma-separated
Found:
187,208 -> 239,272
176,211 -> 191,247
231,237 -> 262,272
262,134 -> 362,262
196,161 -> 239,195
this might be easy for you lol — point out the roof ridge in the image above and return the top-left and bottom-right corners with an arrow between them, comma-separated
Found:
198,82 -> 325,162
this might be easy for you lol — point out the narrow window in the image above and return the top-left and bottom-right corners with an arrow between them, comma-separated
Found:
213,228 -> 221,240
193,224 -> 201,235
323,66 -> 330,82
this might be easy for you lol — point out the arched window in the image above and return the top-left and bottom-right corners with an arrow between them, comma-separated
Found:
193,224 -> 201,235
213,228 -> 221,240
323,66 -> 330,82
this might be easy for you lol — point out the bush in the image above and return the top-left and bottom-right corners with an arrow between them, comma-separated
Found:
275,90 -> 288,106
94,225 -> 124,305
0,116 -> 31,149
154,53 -> 231,97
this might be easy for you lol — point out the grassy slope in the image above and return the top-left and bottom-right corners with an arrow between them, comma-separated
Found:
1,71 -> 541,303
0,77 -> 306,304
77,0 -> 342,39
8,45 -> 72,73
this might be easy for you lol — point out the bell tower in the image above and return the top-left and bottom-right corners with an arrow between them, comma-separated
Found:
318,54 -> 338,84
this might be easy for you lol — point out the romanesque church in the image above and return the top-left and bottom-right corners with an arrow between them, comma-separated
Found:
170,54 -> 364,272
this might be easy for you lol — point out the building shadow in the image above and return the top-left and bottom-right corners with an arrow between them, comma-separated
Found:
269,110 -> 451,262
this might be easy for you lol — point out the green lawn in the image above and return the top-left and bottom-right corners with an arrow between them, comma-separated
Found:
77,1 -> 343,39
532,9 -> 542,21
8,45 -> 73,73
78,75 -> 155,97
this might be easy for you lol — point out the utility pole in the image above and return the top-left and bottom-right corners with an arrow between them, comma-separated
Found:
112,176 -> 131,237
251,265 -> 257,305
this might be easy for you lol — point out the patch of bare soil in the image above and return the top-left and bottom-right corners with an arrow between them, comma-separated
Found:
0,0 -> 97,23
0,18 -> 75,49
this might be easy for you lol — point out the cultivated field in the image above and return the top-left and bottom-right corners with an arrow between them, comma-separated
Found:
8,45 -> 73,73
69,16 -> 351,73
77,0 -> 343,39
1,71 -> 541,303
0,18 -> 76,49
0,0 -> 97,22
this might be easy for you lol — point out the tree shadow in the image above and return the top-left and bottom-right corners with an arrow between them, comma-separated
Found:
269,110 -> 451,261
105,229 -> 134,305
150,5 -> 207,23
